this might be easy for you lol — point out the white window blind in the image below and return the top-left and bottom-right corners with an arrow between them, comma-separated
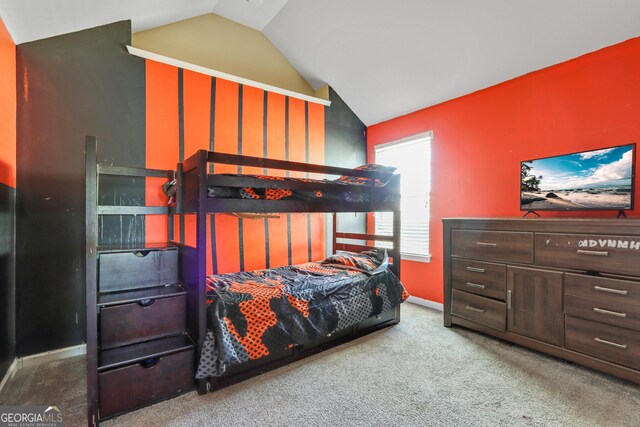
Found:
375,133 -> 432,262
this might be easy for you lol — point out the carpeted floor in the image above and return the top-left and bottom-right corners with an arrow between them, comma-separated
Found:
2,303 -> 639,426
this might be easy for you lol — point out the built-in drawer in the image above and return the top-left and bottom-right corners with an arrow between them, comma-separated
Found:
98,348 -> 193,418
565,294 -> 640,331
452,258 -> 506,300
100,295 -> 186,349
451,230 -> 533,264
356,307 -> 399,332
565,316 -> 640,371
301,325 -> 354,350
536,233 -> 640,277
565,273 -> 640,307
451,289 -> 506,331
99,248 -> 178,292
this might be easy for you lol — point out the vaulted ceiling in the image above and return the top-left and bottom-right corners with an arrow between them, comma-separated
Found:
1,0 -> 640,125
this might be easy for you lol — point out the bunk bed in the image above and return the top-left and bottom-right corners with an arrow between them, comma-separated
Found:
86,138 -> 406,423
176,149 -> 407,394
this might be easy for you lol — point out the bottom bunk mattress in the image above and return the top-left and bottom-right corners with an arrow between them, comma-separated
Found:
196,249 -> 408,378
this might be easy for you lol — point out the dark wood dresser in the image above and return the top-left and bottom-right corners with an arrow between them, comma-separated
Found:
443,218 -> 640,384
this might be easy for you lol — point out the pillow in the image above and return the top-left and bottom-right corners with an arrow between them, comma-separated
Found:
336,164 -> 397,186
321,248 -> 389,274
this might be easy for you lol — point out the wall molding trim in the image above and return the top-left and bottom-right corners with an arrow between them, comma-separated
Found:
0,359 -> 19,393
126,45 -> 331,107
19,344 -> 86,370
407,296 -> 443,311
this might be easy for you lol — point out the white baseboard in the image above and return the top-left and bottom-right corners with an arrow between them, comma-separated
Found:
407,296 -> 443,311
0,358 -> 19,394
0,344 -> 86,393
20,344 -> 86,370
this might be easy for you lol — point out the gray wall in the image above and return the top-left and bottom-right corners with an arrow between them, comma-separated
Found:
324,87 -> 368,253
0,183 -> 15,377
16,21 -> 146,355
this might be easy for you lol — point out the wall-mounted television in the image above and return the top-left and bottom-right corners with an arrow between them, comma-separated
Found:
521,143 -> 636,211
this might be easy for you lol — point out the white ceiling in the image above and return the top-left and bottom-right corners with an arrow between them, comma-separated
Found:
264,0 -> 640,125
1,0 -> 640,125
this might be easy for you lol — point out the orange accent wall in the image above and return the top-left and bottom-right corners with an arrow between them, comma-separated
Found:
145,60 -> 326,274
0,17 -> 16,188
368,38 -> 640,303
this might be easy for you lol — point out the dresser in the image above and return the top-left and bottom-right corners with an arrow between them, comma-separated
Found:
443,218 -> 640,384
88,244 -> 194,423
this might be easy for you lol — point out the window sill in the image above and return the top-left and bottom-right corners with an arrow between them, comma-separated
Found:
401,253 -> 431,263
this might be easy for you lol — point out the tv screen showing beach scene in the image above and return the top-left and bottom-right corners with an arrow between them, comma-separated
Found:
521,144 -> 635,211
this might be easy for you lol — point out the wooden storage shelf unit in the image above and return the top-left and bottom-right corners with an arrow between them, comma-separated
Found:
443,218 -> 640,384
86,138 -> 194,424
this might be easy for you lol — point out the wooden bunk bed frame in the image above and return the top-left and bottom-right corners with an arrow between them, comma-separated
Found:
176,149 -> 403,394
86,137 -> 403,422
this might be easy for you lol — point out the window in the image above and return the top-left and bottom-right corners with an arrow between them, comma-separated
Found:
375,132 -> 432,262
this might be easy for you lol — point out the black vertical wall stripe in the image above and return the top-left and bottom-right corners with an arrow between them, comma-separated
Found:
178,68 -> 185,244
237,85 -> 244,271
16,21 -> 145,354
209,77 -> 218,274
304,102 -> 312,262
284,97 -> 292,265
263,91 -> 270,269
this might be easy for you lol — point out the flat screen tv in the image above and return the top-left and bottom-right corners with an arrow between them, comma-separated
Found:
520,143 -> 636,211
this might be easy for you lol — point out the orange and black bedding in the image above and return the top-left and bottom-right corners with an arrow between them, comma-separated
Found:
195,248 -> 408,378
206,164 -> 398,203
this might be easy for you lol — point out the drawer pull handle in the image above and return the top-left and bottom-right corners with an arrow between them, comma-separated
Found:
465,266 -> 485,273
137,299 -> 156,307
465,305 -> 485,313
576,250 -> 609,257
594,286 -> 628,296
594,337 -> 628,350
139,357 -> 160,368
134,250 -> 151,257
593,307 -> 627,318
465,282 -> 486,289
507,290 -> 512,310
476,242 -> 497,248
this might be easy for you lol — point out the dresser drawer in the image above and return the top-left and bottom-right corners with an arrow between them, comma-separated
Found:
451,289 -> 506,331
99,348 -> 194,418
451,230 -> 533,264
452,258 -> 506,300
100,295 -> 186,349
565,316 -> 640,371
99,249 -> 178,292
536,233 -> 640,276
565,273 -> 640,307
565,294 -> 640,331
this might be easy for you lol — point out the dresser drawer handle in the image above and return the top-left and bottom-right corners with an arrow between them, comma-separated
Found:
576,250 -> 609,257
465,266 -> 485,273
593,307 -> 627,318
137,299 -> 156,308
465,305 -> 485,313
465,282 -> 486,289
594,337 -> 628,350
139,357 -> 161,368
476,242 -> 497,248
594,286 -> 628,296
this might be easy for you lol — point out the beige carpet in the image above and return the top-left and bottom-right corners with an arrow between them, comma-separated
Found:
2,303 -> 639,426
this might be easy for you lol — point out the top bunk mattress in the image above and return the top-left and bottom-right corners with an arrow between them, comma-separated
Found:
206,164 -> 398,203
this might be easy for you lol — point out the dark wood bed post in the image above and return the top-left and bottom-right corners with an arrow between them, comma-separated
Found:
392,206 -> 402,279
195,150 -> 208,395
332,213 -> 337,255
84,136 -> 99,426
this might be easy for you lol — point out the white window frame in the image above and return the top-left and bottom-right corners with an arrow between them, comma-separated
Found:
375,131 -> 432,263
